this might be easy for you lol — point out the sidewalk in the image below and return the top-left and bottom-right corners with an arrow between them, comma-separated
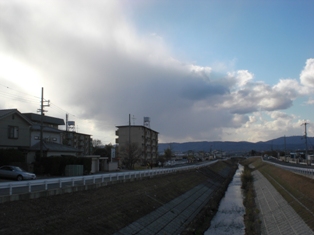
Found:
253,170 -> 314,235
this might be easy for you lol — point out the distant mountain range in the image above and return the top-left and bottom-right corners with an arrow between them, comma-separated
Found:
158,136 -> 314,153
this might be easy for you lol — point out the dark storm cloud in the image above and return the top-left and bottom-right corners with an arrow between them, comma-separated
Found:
181,80 -> 229,101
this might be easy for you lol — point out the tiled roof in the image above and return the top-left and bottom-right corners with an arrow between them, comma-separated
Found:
30,141 -> 82,152
0,109 -> 17,118
22,113 -> 65,125
0,109 -> 33,124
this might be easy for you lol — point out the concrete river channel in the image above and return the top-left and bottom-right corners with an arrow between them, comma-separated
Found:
205,164 -> 245,235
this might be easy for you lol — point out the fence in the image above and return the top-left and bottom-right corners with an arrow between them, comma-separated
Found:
0,161 -> 216,197
262,157 -> 314,177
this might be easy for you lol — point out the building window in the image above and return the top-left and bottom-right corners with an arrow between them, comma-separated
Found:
8,126 -> 19,139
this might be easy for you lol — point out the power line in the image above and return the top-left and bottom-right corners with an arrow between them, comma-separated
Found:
0,83 -> 41,100
0,83 -> 77,118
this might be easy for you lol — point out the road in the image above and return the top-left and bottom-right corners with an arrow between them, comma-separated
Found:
0,162 -> 212,197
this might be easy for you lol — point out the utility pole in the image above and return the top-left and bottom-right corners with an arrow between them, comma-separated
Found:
66,113 -> 68,131
301,121 -> 309,164
37,87 -> 50,158
284,135 -> 287,162
128,114 -> 131,166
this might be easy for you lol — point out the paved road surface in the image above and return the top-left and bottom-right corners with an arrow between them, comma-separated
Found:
253,170 -> 314,235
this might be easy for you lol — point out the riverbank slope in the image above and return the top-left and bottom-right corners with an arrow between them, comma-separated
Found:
0,160 -> 238,234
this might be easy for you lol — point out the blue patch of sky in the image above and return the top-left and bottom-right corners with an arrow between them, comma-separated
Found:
121,0 -> 314,85
286,97 -> 314,120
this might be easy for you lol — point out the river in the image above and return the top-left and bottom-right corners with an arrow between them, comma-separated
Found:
204,164 -> 245,235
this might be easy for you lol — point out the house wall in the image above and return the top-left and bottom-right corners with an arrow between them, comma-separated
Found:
30,130 -> 62,146
26,150 -> 77,164
0,113 -> 30,147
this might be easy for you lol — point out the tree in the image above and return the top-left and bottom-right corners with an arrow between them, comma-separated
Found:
164,148 -> 173,161
119,143 -> 141,170
92,139 -> 102,148
93,143 -> 113,159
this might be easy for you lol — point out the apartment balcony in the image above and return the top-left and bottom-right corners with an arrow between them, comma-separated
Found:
115,138 -> 119,143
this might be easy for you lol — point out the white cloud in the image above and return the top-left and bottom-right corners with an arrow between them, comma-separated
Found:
270,111 -> 295,120
228,70 -> 253,87
300,58 -> 314,88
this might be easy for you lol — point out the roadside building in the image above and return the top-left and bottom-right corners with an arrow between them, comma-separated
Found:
22,112 -> 81,162
0,109 -> 32,149
115,124 -> 158,166
62,131 -> 93,157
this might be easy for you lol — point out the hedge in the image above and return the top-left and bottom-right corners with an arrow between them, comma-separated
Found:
34,155 -> 91,176
0,149 -> 26,166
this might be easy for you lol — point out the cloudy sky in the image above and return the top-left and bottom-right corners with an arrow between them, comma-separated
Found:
1,0 -> 314,144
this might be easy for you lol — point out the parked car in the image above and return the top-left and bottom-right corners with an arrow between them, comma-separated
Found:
0,165 -> 36,181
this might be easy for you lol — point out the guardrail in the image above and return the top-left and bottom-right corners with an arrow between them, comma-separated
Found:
0,161 -> 217,196
262,158 -> 314,177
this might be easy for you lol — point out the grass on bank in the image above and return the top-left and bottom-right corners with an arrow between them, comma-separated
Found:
250,157 -> 314,231
241,159 -> 261,235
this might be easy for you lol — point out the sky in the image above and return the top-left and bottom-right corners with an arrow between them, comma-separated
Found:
1,0 -> 314,144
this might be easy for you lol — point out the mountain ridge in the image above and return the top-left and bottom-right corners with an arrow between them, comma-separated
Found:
158,136 -> 314,153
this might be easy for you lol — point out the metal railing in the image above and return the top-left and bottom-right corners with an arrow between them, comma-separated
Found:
0,161 -> 216,196
262,157 -> 314,177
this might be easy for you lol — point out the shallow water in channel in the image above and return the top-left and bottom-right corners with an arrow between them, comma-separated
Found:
204,164 -> 245,235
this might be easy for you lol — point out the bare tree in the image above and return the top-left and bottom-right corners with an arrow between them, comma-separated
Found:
119,142 -> 142,169
92,139 -> 102,148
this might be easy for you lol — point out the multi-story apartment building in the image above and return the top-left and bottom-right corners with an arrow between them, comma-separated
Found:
115,125 -> 158,165
62,131 -> 93,157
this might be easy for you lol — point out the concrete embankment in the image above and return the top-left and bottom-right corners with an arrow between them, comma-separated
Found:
116,160 -> 239,234
0,160 -> 238,234
254,170 -> 314,235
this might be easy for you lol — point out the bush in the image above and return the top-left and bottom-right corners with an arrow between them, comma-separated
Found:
241,163 -> 260,235
241,168 -> 253,190
0,149 -> 26,166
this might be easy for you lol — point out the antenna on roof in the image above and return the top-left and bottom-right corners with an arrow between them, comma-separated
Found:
143,117 -> 150,128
